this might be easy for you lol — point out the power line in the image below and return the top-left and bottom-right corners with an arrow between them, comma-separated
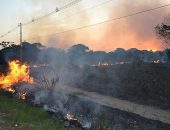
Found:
23,0 -> 82,26
28,4 -> 170,40
1,1 -> 170,42
53,3 -> 170,35
59,0 -> 82,10
54,0 -> 113,23
24,0 -> 113,40
0,0 -> 83,39
0,26 -> 18,38
29,2 -> 170,40
22,11 -> 57,26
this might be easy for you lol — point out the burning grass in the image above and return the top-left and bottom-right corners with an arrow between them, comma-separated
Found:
0,60 -> 33,93
0,91 -> 66,130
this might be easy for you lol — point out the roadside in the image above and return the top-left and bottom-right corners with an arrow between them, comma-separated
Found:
66,87 -> 170,125
76,64 -> 170,109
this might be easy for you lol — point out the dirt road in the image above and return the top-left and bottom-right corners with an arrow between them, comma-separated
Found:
65,87 -> 170,125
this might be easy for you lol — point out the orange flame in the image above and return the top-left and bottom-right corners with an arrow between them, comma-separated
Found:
0,60 -> 33,93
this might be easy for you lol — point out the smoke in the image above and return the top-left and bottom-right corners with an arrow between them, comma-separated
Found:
2,41 -> 168,128
38,0 -> 169,51
95,0 -> 169,51
1,0 -> 170,51
23,0 -> 91,49
64,0 -> 169,51
13,44 -> 105,128
35,0 -> 170,51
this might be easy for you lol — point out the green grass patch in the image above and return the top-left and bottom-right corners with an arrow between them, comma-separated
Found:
0,91 -> 66,130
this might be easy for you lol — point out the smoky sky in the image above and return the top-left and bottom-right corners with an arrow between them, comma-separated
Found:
118,0 -> 169,40
94,0 -> 170,51
3,0 -> 169,51
40,0 -> 170,51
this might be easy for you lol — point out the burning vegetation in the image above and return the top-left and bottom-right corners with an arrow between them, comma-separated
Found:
0,60 -> 33,94
90,62 -> 132,67
0,43 -> 170,129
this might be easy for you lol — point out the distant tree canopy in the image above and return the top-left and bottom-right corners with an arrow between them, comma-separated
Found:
0,41 -> 15,48
0,42 -> 44,64
0,42 -> 169,66
68,44 -> 89,53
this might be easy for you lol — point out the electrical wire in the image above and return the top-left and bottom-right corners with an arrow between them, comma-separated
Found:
23,0 -> 113,40
0,26 -> 18,38
1,1 -> 170,42
0,0 -> 83,39
23,0 -> 82,26
53,3 -> 170,35
54,0 -> 113,23
27,2 -> 170,41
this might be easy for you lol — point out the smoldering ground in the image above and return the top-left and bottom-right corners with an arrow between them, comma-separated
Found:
1,42 -> 170,129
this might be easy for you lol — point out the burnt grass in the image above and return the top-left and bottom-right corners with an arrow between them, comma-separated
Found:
74,63 -> 170,109
65,95 -> 170,130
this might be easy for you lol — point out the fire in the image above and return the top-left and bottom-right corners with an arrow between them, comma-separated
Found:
66,113 -> 74,120
65,113 -> 78,121
32,64 -> 49,68
115,61 -> 131,65
153,60 -> 160,64
90,62 -> 131,67
19,92 -> 27,100
90,62 -> 113,67
0,60 -> 33,93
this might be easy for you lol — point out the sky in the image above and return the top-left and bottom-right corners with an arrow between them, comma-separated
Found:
0,0 -> 170,51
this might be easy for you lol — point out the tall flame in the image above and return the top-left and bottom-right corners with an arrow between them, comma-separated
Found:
0,60 -> 33,93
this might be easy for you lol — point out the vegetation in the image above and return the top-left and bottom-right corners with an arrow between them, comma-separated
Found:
75,63 -> 170,109
155,15 -> 170,60
0,42 -> 168,68
155,16 -> 170,46
0,91 -> 65,130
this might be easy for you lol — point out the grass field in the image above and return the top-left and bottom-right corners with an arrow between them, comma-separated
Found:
0,91 -> 66,130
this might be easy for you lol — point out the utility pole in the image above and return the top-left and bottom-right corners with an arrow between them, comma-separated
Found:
19,23 -> 22,62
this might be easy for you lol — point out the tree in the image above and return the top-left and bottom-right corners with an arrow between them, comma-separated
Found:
67,44 -> 90,65
68,44 -> 89,53
155,16 -> 170,60
155,16 -> 170,45
0,41 -> 15,49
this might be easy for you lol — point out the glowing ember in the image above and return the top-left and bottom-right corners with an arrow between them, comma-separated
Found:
0,60 -> 33,93
153,60 -> 160,64
19,92 -> 27,100
65,113 -> 77,121
90,62 -> 131,67
32,64 -> 49,68
90,62 -> 113,67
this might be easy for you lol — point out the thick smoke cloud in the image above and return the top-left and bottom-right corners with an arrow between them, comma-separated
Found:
98,0 -> 170,51
23,0 -> 170,51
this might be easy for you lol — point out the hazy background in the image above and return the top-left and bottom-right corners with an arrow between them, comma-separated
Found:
0,0 -> 170,51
